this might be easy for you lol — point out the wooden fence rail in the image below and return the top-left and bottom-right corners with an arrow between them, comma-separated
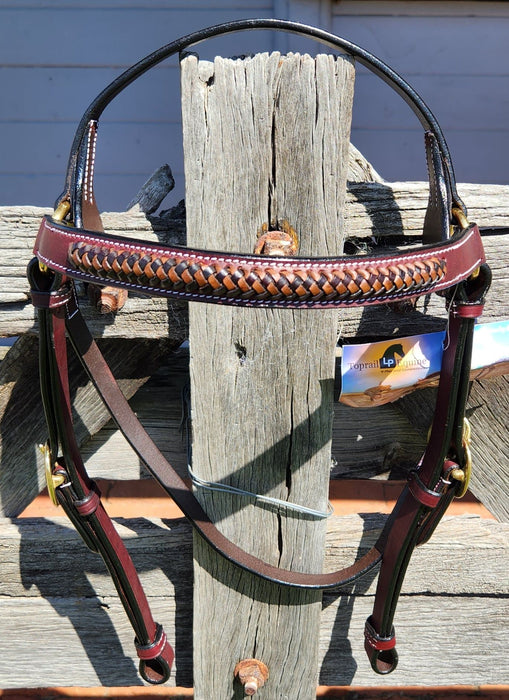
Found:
0,174 -> 508,689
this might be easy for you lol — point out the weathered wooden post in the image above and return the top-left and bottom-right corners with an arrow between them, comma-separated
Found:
181,51 -> 354,698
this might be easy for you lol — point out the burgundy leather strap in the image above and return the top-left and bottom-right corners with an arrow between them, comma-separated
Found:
136,625 -> 175,686
34,216 -> 486,308
30,285 -> 73,310
364,616 -> 398,675
27,243 -> 488,682
74,484 -> 101,517
407,470 -> 443,508
454,303 -> 485,318
39,299 -> 175,684
364,617 -> 397,652
364,307 -> 479,673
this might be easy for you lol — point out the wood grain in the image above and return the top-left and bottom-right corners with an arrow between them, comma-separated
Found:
1,514 -> 507,688
1,181 -> 507,339
181,52 -> 354,700
0,335 -> 184,517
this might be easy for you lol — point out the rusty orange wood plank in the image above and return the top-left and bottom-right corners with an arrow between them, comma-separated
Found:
1,686 -> 508,699
19,479 -> 494,520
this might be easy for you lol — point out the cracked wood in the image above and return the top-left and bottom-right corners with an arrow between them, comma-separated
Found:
182,51 -> 355,700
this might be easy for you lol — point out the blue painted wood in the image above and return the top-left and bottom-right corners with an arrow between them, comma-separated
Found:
1,1 -> 508,210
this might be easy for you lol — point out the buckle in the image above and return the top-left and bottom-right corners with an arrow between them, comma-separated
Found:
449,418 -> 472,498
452,206 -> 470,230
39,443 -> 66,506
53,200 -> 71,222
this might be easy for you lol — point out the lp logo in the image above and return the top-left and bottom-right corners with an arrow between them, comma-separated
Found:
379,343 -> 405,369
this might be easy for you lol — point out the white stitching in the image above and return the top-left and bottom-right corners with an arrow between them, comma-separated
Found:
83,121 -> 98,204
37,247 -> 478,307
41,219 -> 480,272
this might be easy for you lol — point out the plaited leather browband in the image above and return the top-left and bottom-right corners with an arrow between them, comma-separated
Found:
35,216 -> 484,308
28,19 -> 491,686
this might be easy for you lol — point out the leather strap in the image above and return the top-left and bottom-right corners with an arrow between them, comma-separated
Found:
63,288 -> 383,588
31,270 -> 174,684
28,257 -> 490,680
34,216 -> 486,308
33,276 -> 479,591
56,19 -> 464,233
27,18 -> 493,684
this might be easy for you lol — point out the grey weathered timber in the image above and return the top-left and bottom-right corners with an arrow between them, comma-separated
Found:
0,334 -> 185,517
0,203 -> 188,338
1,181 -> 508,338
0,199 -> 188,518
126,164 -> 176,214
1,328 -> 507,519
181,52 -> 354,699
0,169 -> 507,686
467,375 -> 509,522
1,513 -> 507,688
398,375 -> 509,523
73,347 -> 504,480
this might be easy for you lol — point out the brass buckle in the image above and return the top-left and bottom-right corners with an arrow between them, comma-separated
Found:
451,206 -> 469,230
39,200 -> 72,274
451,208 -> 480,281
53,200 -> 71,222
450,418 -> 472,498
39,443 -> 66,506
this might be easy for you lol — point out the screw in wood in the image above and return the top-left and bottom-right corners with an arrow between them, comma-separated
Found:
88,284 -> 128,314
234,658 -> 269,696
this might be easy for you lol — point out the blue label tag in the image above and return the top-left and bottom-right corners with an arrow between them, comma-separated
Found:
340,320 -> 509,407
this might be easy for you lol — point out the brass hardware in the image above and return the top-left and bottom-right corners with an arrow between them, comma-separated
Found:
38,199 -> 72,273
39,443 -> 66,506
53,200 -> 71,222
452,206 -> 469,230
451,418 -> 472,498
451,208 -> 480,279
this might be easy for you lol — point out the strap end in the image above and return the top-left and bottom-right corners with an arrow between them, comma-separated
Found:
364,616 -> 398,675
136,624 -> 174,685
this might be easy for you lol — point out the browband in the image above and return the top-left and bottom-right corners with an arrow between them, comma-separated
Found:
35,216 -> 485,308
28,18 -> 491,687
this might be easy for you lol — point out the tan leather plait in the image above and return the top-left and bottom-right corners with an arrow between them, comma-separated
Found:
68,242 -> 447,305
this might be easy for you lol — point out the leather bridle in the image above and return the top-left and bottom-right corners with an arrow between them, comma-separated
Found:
28,19 -> 491,685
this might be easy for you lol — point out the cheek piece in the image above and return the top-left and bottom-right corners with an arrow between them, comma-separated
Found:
28,19 -> 492,684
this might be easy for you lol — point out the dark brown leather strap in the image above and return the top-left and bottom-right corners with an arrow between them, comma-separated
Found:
63,296 -> 462,592
63,288 -> 384,588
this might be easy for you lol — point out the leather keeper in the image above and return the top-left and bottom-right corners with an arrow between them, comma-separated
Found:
30,287 -> 72,309
453,302 -> 485,318
136,624 -> 174,685
364,616 -> 397,651
407,470 -> 442,508
74,483 -> 101,517
136,624 -> 171,661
